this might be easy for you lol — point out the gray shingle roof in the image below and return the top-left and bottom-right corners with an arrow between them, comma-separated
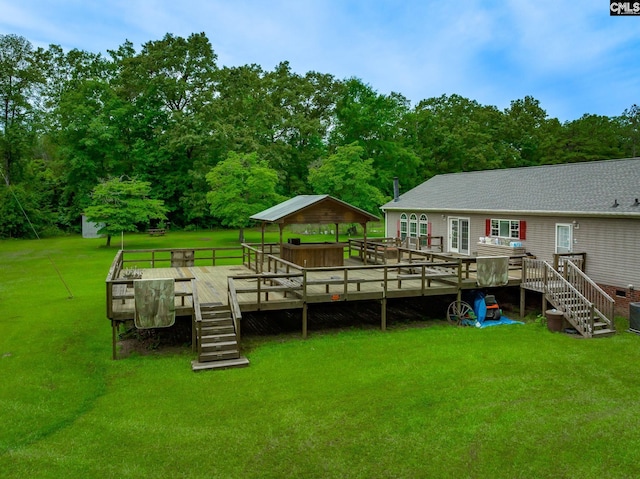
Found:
251,195 -> 329,222
251,195 -> 379,222
382,158 -> 640,217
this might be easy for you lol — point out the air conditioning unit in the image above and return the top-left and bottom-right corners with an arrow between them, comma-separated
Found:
630,302 -> 640,334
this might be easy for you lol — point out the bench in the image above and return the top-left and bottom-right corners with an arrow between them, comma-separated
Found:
148,228 -> 166,236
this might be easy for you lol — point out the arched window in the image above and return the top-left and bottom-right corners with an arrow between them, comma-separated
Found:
400,213 -> 408,239
409,214 -> 418,238
419,214 -> 428,237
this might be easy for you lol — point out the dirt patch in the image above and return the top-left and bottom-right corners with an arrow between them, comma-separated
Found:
116,319 -> 192,358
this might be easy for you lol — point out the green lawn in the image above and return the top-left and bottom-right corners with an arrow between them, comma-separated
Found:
1,231 -> 640,478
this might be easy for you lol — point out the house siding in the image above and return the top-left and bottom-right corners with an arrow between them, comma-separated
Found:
384,209 -> 640,296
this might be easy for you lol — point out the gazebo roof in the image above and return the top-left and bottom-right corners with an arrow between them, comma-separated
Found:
250,195 -> 379,224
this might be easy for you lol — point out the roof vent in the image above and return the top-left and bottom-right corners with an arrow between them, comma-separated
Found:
633,198 -> 640,207
612,199 -> 619,207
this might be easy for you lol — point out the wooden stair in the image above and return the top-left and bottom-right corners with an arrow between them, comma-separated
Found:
192,303 -> 249,371
544,270 -> 615,339
523,258 -> 615,338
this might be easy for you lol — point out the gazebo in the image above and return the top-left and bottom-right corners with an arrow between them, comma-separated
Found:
250,195 -> 379,267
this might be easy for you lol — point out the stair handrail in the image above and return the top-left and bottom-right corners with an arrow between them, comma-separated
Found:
191,279 -> 202,356
543,262 -> 595,337
227,278 -> 243,342
563,260 -> 615,331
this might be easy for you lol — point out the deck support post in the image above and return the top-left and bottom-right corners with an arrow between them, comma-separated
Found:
520,287 -> 525,319
112,321 -> 117,360
381,297 -> 387,331
302,302 -> 308,339
192,312 -> 197,352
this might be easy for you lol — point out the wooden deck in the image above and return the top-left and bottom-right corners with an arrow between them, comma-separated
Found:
107,244 -> 525,322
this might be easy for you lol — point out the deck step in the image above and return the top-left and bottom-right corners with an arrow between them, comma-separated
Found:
201,340 -> 238,351
194,301 -> 248,368
592,328 -> 616,338
201,333 -> 237,342
199,349 -> 240,361
201,326 -> 235,335
191,356 -> 249,371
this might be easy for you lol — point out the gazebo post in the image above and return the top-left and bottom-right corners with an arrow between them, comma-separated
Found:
334,223 -> 339,243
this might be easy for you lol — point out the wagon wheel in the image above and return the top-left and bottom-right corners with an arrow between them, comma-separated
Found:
446,301 -> 474,326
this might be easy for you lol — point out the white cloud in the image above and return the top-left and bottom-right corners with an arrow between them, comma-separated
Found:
1,0 -> 639,120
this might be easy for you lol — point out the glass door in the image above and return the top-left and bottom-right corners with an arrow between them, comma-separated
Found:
555,224 -> 572,254
449,218 -> 470,255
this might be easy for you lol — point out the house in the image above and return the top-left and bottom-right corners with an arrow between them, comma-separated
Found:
380,158 -> 640,317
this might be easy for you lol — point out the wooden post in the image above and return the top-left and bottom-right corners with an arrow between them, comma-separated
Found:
381,297 -> 387,331
520,287 -> 525,319
261,222 -> 266,273
192,312 -> 196,352
302,302 -> 308,339
362,222 -> 368,265
335,223 -> 339,243
112,321 -> 117,360
279,224 -> 284,258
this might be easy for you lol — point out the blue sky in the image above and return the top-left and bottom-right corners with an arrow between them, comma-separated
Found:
1,0 -> 639,122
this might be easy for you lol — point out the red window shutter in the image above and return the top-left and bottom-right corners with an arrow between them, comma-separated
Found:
519,220 -> 527,240
485,219 -> 491,236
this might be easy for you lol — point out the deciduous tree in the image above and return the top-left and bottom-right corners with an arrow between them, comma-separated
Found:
206,152 -> 284,242
84,176 -> 167,246
308,142 -> 387,215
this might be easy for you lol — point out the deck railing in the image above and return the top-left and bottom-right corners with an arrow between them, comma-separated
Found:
106,249 -> 201,320
192,278 -> 202,355
227,278 -> 243,342
348,237 -> 444,264
554,252 -> 586,272
227,258 -> 463,307
116,247 -> 244,269
563,260 -> 614,330
522,258 -> 614,336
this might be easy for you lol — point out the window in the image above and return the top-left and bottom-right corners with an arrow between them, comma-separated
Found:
489,219 -> 522,239
400,214 -> 408,239
419,214 -> 428,237
409,214 -> 418,237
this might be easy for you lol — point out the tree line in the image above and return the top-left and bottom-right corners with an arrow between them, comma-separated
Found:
1,32 -> 638,238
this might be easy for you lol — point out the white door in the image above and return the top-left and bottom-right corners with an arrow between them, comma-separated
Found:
449,218 -> 470,255
555,224 -> 572,254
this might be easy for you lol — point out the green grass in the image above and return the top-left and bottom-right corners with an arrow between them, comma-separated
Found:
2,230 -> 640,478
